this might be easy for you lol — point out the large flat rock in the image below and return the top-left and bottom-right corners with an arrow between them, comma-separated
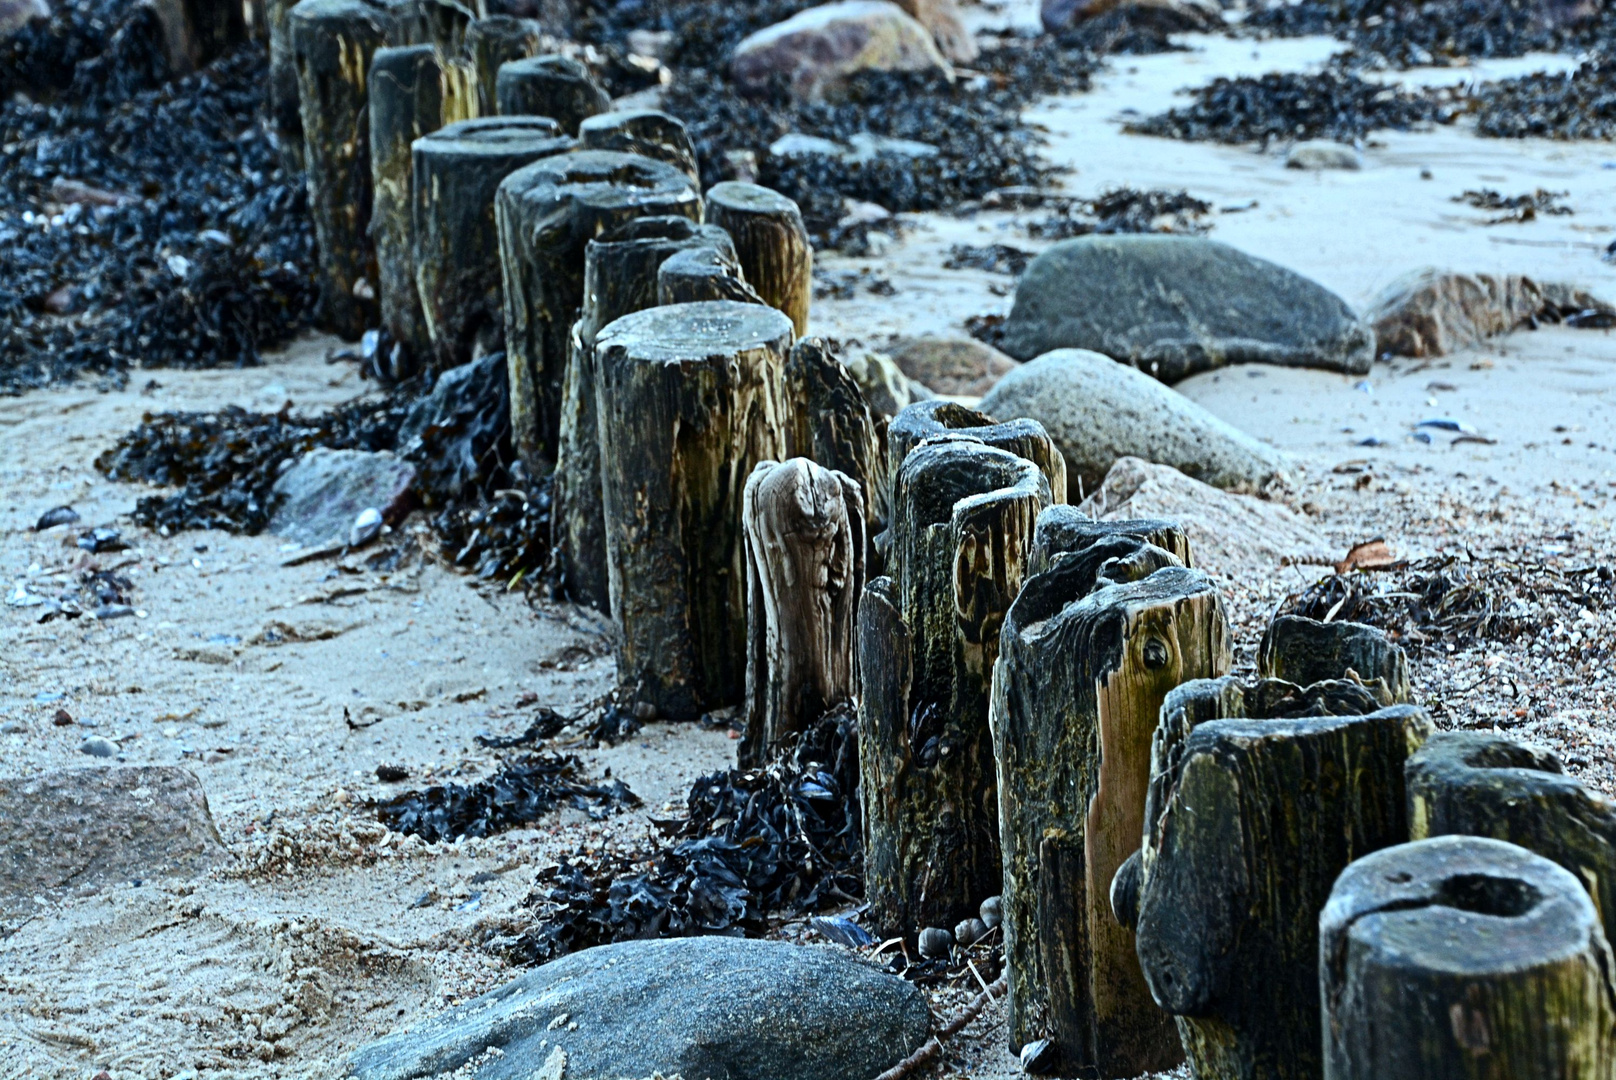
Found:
269,447 -> 416,547
346,936 -> 932,1080
998,235 -> 1375,383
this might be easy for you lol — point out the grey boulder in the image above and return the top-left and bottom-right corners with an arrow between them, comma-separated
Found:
269,447 -> 416,546
998,235 -> 1375,383
346,936 -> 932,1080
978,348 -> 1289,496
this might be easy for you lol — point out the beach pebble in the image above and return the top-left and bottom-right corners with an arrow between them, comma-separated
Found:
953,917 -> 988,946
917,926 -> 953,958
980,894 -> 1002,929
1286,140 -> 1362,170
79,736 -> 117,757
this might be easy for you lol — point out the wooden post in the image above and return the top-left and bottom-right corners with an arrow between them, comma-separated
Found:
552,218 -> 738,610
495,54 -> 611,133
1321,835 -> 1616,1080
412,116 -> 569,373
291,0 -> 398,340
1407,730 -> 1616,950
267,0 -> 304,169
1029,506 -> 1191,576
369,43 -> 443,374
991,529 -> 1228,1077
859,437 -> 1051,940
1258,613 -> 1410,700
887,400 -> 1067,521
740,458 -> 866,769
464,14 -> 541,115
656,244 -> 764,306
595,301 -> 793,720
1126,672 -> 1432,1080
705,181 -> 812,337
783,338 -> 884,539
579,109 -> 701,183
496,151 -> 699,472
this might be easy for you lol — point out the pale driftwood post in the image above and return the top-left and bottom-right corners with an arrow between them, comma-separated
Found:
552,218 -> 737,610
595,301 -> 792,720
656,245 -> 763,306
464,15 -> 541,114
579,109 -> 701,182
291,0 -> 397,339
1258,613 -> 1410,698
496,151 -> 699,472
267,0 -> 304,169
1124,667 -> 1431,1080
369,44 -> 443,372
859,437 -> 1051,940
991,527 -> 1228,1077
706,181 -> 812,337
783,338 -> 884,537
495,54 -> 611,133
1408,730 -> 1616,948
411,116 -> 568,373
887,400 -> 1068,524
1322,836 -> 1616,1080
740,458 -> 866,769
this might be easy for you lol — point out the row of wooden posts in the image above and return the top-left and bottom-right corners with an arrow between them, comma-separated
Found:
272,9 -> 1616,1077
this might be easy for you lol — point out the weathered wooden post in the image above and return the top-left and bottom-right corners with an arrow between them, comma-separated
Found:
740,458 -> 866,769
1029,506 -> 1190,575
579,109 -> 701,182
783,338 -> 884,538
412,116 -> 569,373
1123,640 -> 1429,1080
1259,613 -> 1410,698
552,218 -> 738,610
1321,836 -> 1616,1080
291,0 -> 398,339
887,400 -> 1068,519
495,54 -> 611,132
464,14 -> 541,114
858,435 -> 1053,939
369,43 -> 443,371
267,0 -> 304,169
595,301 -> 792,720
705,181 -> 812,337
656,245 -> 763,306
1407,730 -> 1616,948
991,524 -> 1228,1077
496,151 -> 699,472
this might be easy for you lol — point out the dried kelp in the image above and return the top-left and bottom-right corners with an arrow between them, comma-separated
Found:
430,479 -> 553,584
1473,59 -> 1616,139
1028,186 -> 1213,238
498,708 -> 862,965
375,754 -> 641,843
945,244 -> 1037,275
1455,187 -> 1573,223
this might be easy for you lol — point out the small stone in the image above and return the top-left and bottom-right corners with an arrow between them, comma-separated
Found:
1286,140 -> 1363,170
631,701 -> 658,722
52,708 -> 73,726
33,505 -> 79,531
917,926 -> 952,958
0,721 -> 24,735
845,351 -> 934,417
980,894 -> 1002,929
1020,1037 -> 1058,1073
79,736 -> 117,758
350,507 -> 384,547
376,764 -> 410,783
953,917 -> 988,946
888,335 -> 1018,397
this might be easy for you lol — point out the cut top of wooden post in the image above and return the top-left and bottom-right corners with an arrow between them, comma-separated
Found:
580,218 -> 737,346
888,400 -> 1068,514
1258,613 -> 1410,702
579,108 -> 701,182
495,53 -> 612,133
1029,505 -> 1191,576
595,300 -> 794,364
414,113 -> 563,154
705,180 -> 812,336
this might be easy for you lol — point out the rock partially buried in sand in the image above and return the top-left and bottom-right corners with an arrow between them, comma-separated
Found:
998,236 -> 1375,382
978,348 -> 1290,497
889,334 -> 1018,397
345,936 -> 932,1080
0,766 -> 228,915
269,447 -> 416,547
847,349 -> 935,416
1367,267 -> 1616,358
730,0 -> 952,101
1286,139 -> 1363,170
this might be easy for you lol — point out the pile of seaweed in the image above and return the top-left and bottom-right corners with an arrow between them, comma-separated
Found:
0,30 -> 316,395
1127,66 -> 1461,144
496,707 -> 862,965
1028,186 -> 1214,238
1472,59 -> 1616,139
375,754 -> 641,844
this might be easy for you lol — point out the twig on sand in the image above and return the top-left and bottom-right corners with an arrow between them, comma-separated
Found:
873,973 -> 1008,1080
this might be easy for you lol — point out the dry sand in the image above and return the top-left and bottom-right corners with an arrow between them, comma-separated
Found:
1,19 -> 1613,1080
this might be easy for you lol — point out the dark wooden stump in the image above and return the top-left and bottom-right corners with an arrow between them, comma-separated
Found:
578,108 -> 700,182
151,0 -> 250,74
464,14 -> 542,114
1258,613 -> 1410,700
267,0 -> 304,169
1408,730 -> 1616,950
859,437 -> 1052,940
1029,505 -> 1191,576
412,116 -> 568,373
656,244 -> 764,306
594,301 -> 793,720
740,458 -> 866,769
887,400 -> 1068,519
495,54 -> 611,133
705,181 -> 812,337
496,150 -> 699,472
1126,671 -> 1433,1080
783,338 -> 884,538
552,217 -> 737,610
1321,835 -> 1616,1080
369,43 -> 444,373
291,0 -> 399,340
992,529 -> 1228,1077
